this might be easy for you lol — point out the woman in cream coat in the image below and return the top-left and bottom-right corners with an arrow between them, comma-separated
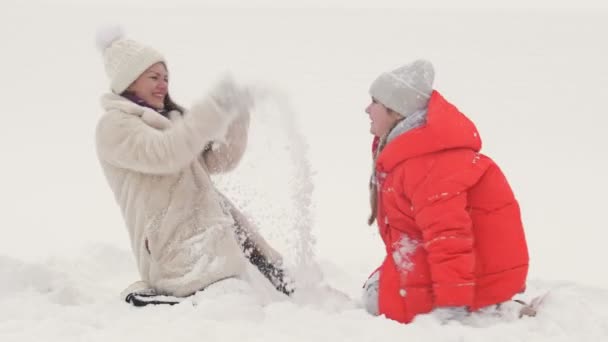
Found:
95,28 -> 290,305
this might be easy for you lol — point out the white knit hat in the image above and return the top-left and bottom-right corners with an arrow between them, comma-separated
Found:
369,59 -> 435,117
96,26 -> 165,94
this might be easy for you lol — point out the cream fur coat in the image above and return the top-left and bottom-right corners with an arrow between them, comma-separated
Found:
96,92 -> 254,297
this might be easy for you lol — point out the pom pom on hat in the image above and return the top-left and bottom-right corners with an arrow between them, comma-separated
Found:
95,25 -> 165,94
369,59 -> 435,117
95,25 -> 125,53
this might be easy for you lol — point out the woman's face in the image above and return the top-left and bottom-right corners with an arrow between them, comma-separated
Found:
365,98 -> 402,137
127,62 -> 168,110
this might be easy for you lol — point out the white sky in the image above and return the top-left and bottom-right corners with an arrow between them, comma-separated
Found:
6,0 -> 608,9
0,3 -> 607,341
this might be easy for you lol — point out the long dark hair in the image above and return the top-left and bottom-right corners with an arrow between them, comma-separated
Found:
163,93 -> 184,115
368,110 -> 403,226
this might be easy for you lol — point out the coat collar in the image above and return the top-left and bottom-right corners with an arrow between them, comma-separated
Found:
100,93 -> 176,130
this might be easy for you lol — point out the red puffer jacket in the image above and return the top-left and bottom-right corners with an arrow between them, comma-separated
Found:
373,91 -> 529,324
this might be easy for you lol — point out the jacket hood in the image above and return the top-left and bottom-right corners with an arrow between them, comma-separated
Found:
376,91 -> 482,173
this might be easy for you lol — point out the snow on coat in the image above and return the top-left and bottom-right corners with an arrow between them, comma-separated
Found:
373,91 -> 529,323
96,93 -> 250,297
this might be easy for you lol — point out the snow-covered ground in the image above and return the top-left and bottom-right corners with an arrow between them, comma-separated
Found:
1,1 -> 608,341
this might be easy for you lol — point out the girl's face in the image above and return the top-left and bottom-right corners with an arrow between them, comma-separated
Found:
365,98 -> 402,137
127,62 -> 168,110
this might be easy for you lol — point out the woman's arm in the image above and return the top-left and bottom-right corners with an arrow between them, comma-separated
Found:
202,109 -> 251,174
97,98 -> 235,175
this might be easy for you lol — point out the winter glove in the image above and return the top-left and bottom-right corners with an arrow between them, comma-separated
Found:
209,74 -> 254,116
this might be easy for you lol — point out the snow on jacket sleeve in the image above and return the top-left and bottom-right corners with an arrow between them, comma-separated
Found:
202,108 -> 250,174
96,97 -> 235,175
411,180 -> 475,308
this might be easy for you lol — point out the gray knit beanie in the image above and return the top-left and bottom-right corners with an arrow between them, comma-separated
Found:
369,59 -> 435,117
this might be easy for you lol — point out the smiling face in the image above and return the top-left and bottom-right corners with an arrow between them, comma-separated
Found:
365,98 -> 403,137
126,62 -> 169,110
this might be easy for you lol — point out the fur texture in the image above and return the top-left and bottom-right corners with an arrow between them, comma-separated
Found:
96,92 -> 249,297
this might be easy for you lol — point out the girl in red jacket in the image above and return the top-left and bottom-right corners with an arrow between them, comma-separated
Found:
362,60 -> 529,324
